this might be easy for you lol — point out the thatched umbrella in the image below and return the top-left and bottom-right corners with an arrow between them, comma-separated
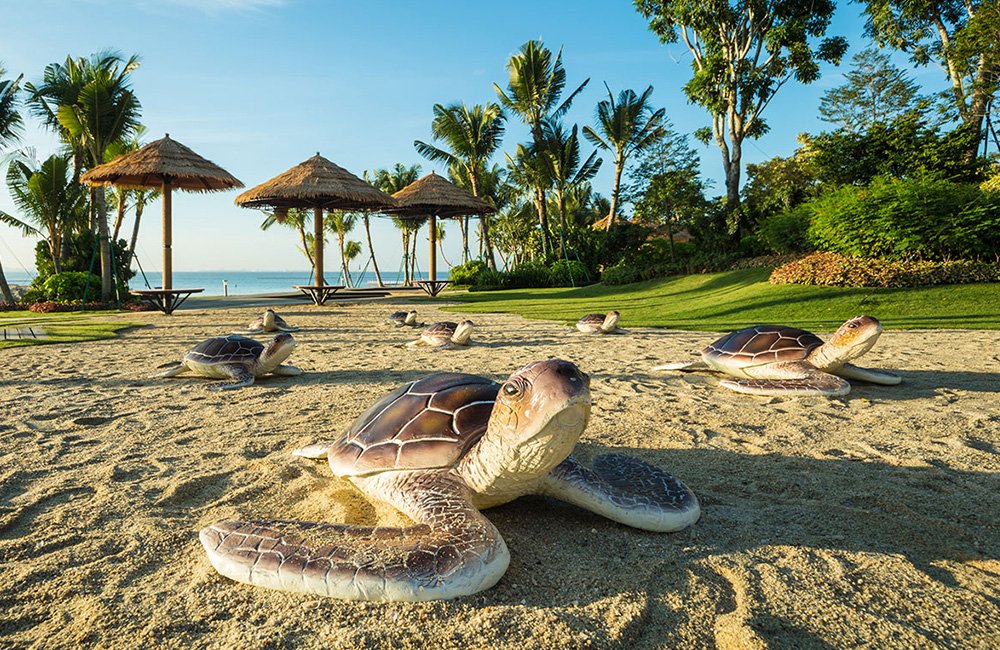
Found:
235,154 -> 396,290
81,134 -> 243,291
389,171 -> 494,287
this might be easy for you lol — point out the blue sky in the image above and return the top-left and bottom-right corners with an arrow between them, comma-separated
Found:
0,0 -> 946,275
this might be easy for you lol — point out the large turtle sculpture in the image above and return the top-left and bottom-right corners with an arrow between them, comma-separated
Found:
157,333 -> 301,390
200,359 -> 700,601
653,315 -> 901,397
387,310 -> 423,328
576,311 -> 624,334
407,320 -> 475,348
235,308 -> 299,334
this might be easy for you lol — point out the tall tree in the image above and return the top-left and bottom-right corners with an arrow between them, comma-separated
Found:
0,62 -> 24,303
635,0 -> 847,219
505,143 -> 553,256
859,0 -> 999,153
368,164 -> 421,285
27,51 -> 142,301
0,153 -> 87,274
414,102 -> 505,269
582,85 -> 666,230
326,211 -> 358,287
495,40 -> 589,257
540,121 -> 602,257
819,47 -> 925,132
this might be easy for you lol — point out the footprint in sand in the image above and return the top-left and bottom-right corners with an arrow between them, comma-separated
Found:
72,415 -> 115,426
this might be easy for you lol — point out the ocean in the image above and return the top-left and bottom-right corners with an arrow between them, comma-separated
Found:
1,270 -> 431,297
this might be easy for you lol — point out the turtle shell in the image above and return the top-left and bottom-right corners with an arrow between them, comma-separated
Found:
185,335 -> 264,365
328,373 -> 499,477
577,313 -> 605,326
424,321 -> 457,336
704,325 -> 823,368
387,311 -> 409,324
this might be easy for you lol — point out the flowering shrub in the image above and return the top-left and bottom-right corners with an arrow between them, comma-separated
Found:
769,252 -> 1000,287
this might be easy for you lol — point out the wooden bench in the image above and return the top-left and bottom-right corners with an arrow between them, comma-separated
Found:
416,280 -> 451,297
293,285 -> 345,305
130,289 -> 203,314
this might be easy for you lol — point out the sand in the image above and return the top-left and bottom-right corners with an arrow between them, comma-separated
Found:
0,300 -> 997,649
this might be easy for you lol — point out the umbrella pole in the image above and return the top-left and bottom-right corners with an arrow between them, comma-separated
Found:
162,179 -> 172,290
314,206 -> 324,286
429,213 -> 436,282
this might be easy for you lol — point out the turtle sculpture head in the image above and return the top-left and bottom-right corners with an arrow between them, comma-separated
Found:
404,310 -> 418,326
260,333 -> 296,372
460,359 -> 591,500
262,308 -> 278,330
815,315 -> 883,367
602,310 -> 621,333
451,319 -> 475,345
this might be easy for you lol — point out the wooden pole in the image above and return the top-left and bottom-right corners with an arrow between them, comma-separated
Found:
314,206 -> 324,286
162,179 -> 172,290
428,213 -> 437,282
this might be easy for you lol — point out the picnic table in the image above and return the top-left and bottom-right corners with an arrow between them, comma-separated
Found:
130,289 -> 203,314
293,284 -> 345,305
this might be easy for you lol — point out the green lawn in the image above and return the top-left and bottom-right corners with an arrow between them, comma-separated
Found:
437,268 -> 1000,331
0,310 -> 144,349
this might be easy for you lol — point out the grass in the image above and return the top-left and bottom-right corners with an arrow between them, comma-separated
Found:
437,268 -> 1000,331
0,310 -> 144,350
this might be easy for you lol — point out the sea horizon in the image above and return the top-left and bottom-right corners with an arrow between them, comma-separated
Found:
2,269 -> 435,297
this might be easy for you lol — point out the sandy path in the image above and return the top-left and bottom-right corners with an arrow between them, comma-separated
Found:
0,301 -> 997,649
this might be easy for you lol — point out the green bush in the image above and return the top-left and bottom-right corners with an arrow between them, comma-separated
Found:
770,252 -> 1000,287
549,260 -> 590,287
448,260 -> 486,285
808,177 -> 1000,261
41,272 -> 102,302
470,262 -> 552,291
756,205 -> 814,254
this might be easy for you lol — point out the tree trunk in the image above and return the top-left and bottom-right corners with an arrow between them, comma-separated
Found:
557,190 -> 568,259
95,189 -> 113,302
112,192 -> 127,241
363,215 -> 384,287
468,174 -> 496,270
410,223 -> 419,281
296,223 -> 314,272
401,230 -> 410,285
0,256 -> 15,304
606,162 -> 623,231
459,217 -> 469,264
338,231 -> 350,287
126,204 -> 144,276
534,186 -> 551,258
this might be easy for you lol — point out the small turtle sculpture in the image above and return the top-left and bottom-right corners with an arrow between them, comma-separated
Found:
200,359 -> 700,601
157,333 -> 302,390
577,311 -> 623,334
407,320 -> 474,348
387,310 -> 423,328
653,315 -> 901,397
235,308 -> 299,334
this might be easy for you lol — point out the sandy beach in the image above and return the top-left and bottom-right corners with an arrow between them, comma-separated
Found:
0,300 -> 997,649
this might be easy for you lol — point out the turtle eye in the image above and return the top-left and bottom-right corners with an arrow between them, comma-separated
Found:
847,323 -> 858,329
503,382 -> 521,396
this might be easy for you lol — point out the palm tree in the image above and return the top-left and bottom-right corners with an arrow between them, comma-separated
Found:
261,208 -> 315,276
0,62 -> 24,303
505,144 -> 553,257
27,51 -> 142,301
494,40 -> 588,257
540,121 -> 602,258
368,164 -> 421,284
583,85 -> 665,231
0,153 -> 87,274
326,211 -> 358,287
343,240 -> 362,286
414,102 -> 505,268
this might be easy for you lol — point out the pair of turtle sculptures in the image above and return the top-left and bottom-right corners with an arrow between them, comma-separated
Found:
388,310 -> 477,349
158,309 -> 304,390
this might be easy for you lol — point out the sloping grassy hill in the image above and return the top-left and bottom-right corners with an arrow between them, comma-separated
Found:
0,310 -> 142,350
438,268 -> 1000,331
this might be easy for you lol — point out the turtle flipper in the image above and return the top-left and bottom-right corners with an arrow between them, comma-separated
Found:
200,472 -> 509,601
652,360 -> 709,372
157,362 -> 189,378
233,328 -> 264,335
836,363 -> 901,386
276,325 -> 300,332
719,368 -> 850,397
209,364 -> 255,390
271,364 -> 302,377
292,442 -> 335,458
540,455 -> 700,532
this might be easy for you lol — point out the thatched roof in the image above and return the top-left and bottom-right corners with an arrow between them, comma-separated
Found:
235,153 -> 396,211
389,171 -> 495,218
81,134 -> 243,192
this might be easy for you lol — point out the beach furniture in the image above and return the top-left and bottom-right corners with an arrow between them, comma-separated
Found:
387,171 -> 494,296
81,134 -> 243,314
236,154 -> 396,305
